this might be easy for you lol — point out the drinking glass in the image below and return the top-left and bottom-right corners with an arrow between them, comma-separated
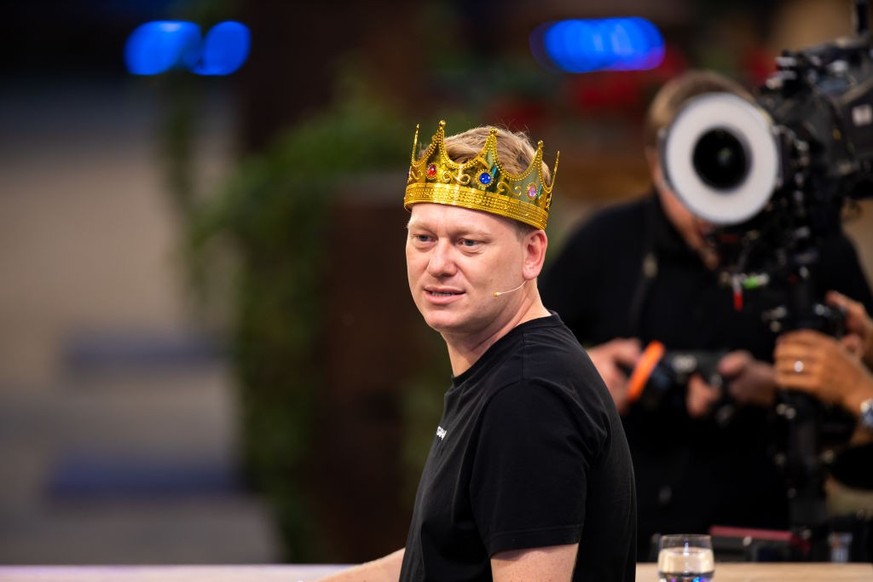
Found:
657,533 -> 715,582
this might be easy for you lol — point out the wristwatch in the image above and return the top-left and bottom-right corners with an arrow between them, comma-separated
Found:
860,398 -> 873,431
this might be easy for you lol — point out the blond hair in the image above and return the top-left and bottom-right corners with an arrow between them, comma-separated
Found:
643,70 -> 754,150
444,126 -> 553,186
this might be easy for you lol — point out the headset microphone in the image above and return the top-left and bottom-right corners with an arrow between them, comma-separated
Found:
492,280 -> 527,297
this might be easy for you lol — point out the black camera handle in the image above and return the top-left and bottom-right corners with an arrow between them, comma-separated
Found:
771,232 -> 849,559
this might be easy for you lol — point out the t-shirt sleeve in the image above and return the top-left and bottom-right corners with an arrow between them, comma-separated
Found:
469,380 -> 602,556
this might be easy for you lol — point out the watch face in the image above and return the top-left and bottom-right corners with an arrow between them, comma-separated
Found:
862,399 -> 873,430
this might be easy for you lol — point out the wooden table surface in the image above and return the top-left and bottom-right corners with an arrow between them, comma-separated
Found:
635,562 -> 873,581
0,563 -> 870,581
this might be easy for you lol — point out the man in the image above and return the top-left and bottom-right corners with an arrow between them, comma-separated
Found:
539,70 -> 873,558
321,121 -> 636,581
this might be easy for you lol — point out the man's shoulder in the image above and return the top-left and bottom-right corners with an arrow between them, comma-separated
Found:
517,320 -> 603,384
487,318 -> 587,378
517,315 -> 580,350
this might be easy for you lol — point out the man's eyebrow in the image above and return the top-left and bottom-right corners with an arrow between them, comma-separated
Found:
406,218 -> 493,238
453,226 -> 492,237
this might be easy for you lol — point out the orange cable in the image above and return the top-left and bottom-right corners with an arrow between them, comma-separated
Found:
626,340 -> 665,403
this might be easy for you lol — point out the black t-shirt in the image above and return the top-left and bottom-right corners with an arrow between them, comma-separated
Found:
540,192 -> 873,558
399,315 -> 636,582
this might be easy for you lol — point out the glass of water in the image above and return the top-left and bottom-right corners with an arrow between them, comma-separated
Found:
657,533 -> 715,582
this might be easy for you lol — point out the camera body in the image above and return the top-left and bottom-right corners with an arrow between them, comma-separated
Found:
623,341 -> 733,422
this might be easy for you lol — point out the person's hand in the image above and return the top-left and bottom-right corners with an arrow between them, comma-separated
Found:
827,290 -> 873,367
587,338 -> 642,414
774,328 -> 869,410
686,374 -> 722,418
719,350 -> 778,408
685,350 -> 777,418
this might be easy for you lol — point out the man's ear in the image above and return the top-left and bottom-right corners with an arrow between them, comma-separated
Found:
522,230 -> 548,279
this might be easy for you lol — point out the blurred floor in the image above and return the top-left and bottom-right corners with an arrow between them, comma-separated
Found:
0,360 -> 281,564
0,78 -> 281,564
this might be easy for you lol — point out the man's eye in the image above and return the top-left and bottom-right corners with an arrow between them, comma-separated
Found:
460,239 -> 478,247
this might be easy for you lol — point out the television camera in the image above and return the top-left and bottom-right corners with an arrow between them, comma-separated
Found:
656,0 -> 873,561
660,1 -> 873,332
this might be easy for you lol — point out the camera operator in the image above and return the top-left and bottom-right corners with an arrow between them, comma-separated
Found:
540,69 -> 873,560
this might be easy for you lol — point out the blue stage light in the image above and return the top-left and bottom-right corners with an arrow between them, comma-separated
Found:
125,20 -> 250,76
532,17 -> 665,73
547,20 -> 605,73
191,21 -> 250,76
608,17 -> 665,71
125,21 -> 201,75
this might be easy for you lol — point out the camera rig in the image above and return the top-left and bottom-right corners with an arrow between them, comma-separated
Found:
662,0 -> 872,314
658,0 -> 873,561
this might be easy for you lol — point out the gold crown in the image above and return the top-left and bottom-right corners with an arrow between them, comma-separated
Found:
404,120 -> 559,230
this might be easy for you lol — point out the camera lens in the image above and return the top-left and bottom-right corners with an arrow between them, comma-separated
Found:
692,128 -> 749,191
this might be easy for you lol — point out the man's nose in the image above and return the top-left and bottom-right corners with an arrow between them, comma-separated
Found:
427,240 -> 457,277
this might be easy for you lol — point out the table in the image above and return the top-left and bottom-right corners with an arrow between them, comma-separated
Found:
0,563 -> 870,581
635,562 -> 873,581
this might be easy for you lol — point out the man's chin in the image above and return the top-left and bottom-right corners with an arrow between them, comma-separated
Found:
423,317 -> 456,333
421,312 -> 467,335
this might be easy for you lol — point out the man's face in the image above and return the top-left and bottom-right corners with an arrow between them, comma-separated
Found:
406,203 -> 528,340
658,182 -> 713,249
650,151 -> 718,267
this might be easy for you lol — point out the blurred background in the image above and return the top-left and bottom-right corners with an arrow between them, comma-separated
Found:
1,0 -> 871,567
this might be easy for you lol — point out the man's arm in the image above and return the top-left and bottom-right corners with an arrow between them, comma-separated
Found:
317,548 -> 404,582
490,543 -> 579,582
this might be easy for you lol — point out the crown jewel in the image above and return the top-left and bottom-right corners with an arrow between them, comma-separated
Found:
404,120 -> 559,230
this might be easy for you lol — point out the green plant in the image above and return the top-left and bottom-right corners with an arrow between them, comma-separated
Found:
187,83 -> 422,560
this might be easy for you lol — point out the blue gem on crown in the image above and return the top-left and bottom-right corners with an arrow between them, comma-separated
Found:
478,171 -> 493,186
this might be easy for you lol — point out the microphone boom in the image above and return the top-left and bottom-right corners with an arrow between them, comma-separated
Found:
492,281 -> 527,297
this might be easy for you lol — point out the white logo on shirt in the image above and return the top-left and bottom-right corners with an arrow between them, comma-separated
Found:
436,426 -> 447,440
